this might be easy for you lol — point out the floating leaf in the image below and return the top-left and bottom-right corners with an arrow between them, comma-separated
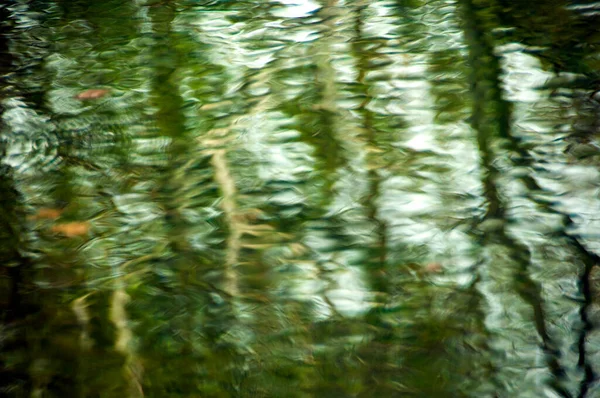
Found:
29,207 -> 63,220
74,89 -> 110,100
424,262 -> 443,274
50,221 -> 90,237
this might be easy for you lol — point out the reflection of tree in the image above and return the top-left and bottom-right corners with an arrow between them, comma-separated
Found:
128,3 -> 242,395
419,3 -> 505,395
237,1 -> 356,393
352,2 -> 389,290
484,7 -> 600,392
347,14 -> 409,392
463,2 -> 600,393
459,0 -> 575,396
350,1 -> 405,395
499,102 -> 600,397
276,2 -> 345,206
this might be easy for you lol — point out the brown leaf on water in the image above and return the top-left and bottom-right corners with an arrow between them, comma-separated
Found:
51,222 -> 90,237
75,89 -> 110,100
424,262 -> 443,274
29,207 -> 63,220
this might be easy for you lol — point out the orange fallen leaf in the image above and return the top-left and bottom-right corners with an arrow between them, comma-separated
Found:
424,262 -> 443,274
74,89 -> 110,100
51,222 -> 90,237
29,207 -> 63,220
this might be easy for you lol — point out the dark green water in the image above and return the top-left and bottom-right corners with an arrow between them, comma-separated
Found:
1,0 -> 600,397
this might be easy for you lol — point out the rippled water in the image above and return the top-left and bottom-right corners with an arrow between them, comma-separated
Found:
1,1 -> 600,397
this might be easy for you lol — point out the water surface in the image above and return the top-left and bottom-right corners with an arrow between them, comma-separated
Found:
1,1 -> 600,397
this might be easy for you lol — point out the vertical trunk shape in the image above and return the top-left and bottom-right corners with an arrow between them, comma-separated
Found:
492,91 -> 599,398
145,2 -> 206,392
71,294 -> 93,351
352,0 -> 389,302
459,0 -> 571,396
110,288 -> 144,398
349,1 -> 394,395
210,149 -> 240,296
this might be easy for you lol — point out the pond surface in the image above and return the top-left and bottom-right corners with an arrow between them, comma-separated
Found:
1,0 -> 600,397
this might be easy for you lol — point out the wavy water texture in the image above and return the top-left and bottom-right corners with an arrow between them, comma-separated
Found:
1,0 -> 600,397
